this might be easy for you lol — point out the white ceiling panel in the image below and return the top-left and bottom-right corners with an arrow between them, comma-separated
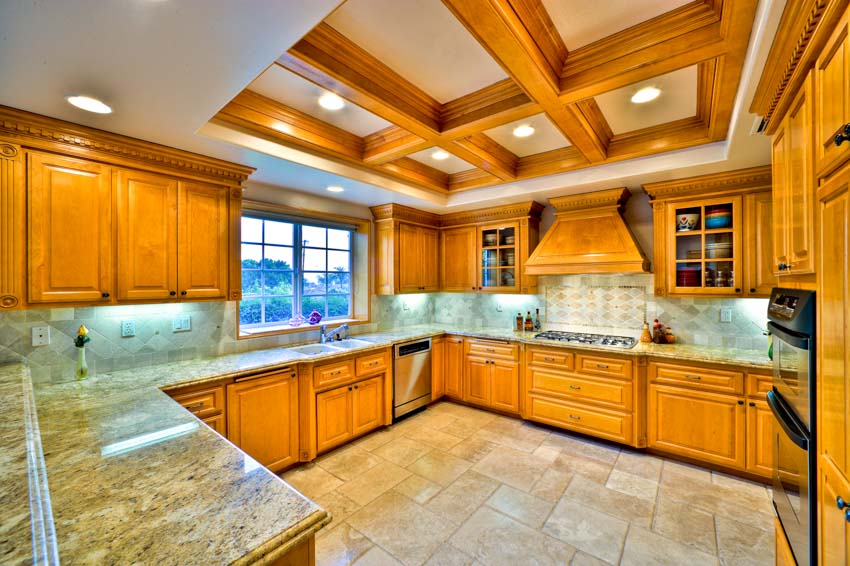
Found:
407,147 -> 474,174
594,65 -> 698,135
325,0 -> 507,102
543,0 -> 691,50
483,113 -> 571,157
248,65 -> 391,136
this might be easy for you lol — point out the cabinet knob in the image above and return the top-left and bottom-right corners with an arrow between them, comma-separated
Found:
737,400 -> 744,405
837,496 -> 848,510
101,292 -> 110,298
348,386 -> 352,391
777,263 -> 789,271
749,288 -> 756,293
749,402 -> 756,407
181,290 -> 188,296
834,123 -> 850,146
735,288 -> 741,293
169,291 -> 176,296
354,385 -> 359,389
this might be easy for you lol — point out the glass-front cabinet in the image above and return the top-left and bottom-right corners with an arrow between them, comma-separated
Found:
666,195 -> 743,295
478,222 -> 519,292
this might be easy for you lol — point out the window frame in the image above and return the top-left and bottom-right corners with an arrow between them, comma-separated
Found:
236,201 -> 371,339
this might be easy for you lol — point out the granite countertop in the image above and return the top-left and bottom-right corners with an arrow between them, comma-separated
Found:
2,324 -> 771,565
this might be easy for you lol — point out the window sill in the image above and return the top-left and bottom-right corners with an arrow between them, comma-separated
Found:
238,317 -> 369,339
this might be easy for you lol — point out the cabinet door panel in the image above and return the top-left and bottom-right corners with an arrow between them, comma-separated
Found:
464,356 -> 490,407
648,384 -> 745,470
116,169 -> 178,300
772,124 -> 789,272
743,191 -> 778,296
431,337 -> 445,400
745,400 -> 773,478
352,376 -> 382,437
820,454 -> 850,566
177,181 -> 228,299
28,153 -> 112,302
816,14 -> 850,175
787,76 -> 815,274
397,223 -> 421,293
440,227 -> 477,292
316,386 -> 353,453
226,372 -> 299,473
445,337 -> 464,398
421,227 -> 439,291
491,360 -> 519,413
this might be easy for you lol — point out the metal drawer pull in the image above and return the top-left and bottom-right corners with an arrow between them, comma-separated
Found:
485,348 -> 495,352
186,402 -> 204,410
330,370 -> 343,376
367,360 -> 380,366
596,364 -> 608,369
569,385 -> 582,390
543,357 -> 556,361
569,414 -> 581,420
684,374 -> 702,380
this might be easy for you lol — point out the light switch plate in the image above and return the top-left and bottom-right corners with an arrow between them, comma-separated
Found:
120,320 -> 136,337
720,307 -> 732,323
172,314 -> 191,333
31,326 -> 50,346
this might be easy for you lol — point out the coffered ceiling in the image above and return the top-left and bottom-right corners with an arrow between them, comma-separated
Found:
210,0 -> 760,198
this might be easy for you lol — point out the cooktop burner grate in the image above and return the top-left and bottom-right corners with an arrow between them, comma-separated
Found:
533,331 -> 637,349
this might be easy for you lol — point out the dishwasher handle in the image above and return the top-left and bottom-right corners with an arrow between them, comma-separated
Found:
394,338 -> 432,357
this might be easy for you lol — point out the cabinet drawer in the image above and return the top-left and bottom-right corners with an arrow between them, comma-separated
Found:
746,371 -> 772,397
527,368 -> 632,411
529,396 -> 633,445
650,362 -> 743,395
466,340 -> 518,360
575,354 -> 632,380
314,360 -> 355,390
170,384 -> 225,419
356,351 -> 389,377
526,347 -> 574,370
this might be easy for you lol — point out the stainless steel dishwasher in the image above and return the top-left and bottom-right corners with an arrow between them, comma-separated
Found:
393,338 -> 432,419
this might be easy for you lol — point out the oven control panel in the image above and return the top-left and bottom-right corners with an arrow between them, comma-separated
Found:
768,288 -> 814,335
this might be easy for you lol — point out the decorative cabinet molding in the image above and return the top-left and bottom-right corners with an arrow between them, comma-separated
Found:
0,106 -> 251,309
0,143 -> 23,309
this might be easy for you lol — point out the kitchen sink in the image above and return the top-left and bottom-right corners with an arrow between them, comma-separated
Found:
290,344 -> 341,356
326,338 -> 374,349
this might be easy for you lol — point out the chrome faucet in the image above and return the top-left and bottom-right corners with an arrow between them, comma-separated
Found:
320,323 -> 349,343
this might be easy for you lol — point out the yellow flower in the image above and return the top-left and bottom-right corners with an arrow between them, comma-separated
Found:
77,324 -> 89,337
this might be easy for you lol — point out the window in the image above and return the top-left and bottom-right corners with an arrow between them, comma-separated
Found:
239,215 -> 353,329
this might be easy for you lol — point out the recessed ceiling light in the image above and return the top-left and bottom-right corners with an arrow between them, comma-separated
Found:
318,92 -> 345,111
631,86 -> 661,104
512,124 -> 535,138
431,149 -> 450,160
65,95 -> 112,114
326,185 -> 345,193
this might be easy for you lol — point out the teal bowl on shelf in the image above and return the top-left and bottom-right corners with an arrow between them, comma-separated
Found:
704,214 -> 732,229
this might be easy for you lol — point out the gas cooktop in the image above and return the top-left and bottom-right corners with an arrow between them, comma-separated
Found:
533,331 -> 637,349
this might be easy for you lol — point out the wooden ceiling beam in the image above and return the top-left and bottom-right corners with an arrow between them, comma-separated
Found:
440,79 -> 540,136
363,126 -> 429,164
378,157 -> 449,193
442,0 -> 609,163
451,133 -> 519,179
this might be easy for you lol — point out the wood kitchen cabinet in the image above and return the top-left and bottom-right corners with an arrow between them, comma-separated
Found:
440,226 -> 477,292
815,6 -> 850,178
398,222 -> 439,293
316,376 -> 383,453
371,204 -> 440,295
444,335 -> 464,399
226,369 -> 299,473
431,335 -> 446,400
28,152 -> 113,303
645,167 -> 773,298
462,339 -> 519,414
177,180 -> 230,299
745,399 -> 774,478
771,72 -> 816,277
167,380 -> 228,436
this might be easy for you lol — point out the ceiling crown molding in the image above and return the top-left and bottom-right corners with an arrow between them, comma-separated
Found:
369,203 -> 441,226
0,105 -> 254,185
549,188 -> 630,213
642,165 -> 772,201
439,201 -> 544,227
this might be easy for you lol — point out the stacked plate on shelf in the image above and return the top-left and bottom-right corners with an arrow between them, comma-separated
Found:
676,265 -> 701,286
706,242 -> 733,258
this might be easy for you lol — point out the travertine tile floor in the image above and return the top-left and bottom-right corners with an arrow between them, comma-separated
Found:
282,402 -> 774,566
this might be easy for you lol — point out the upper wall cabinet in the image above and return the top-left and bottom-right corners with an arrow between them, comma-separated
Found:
28,153 -> 113,303
0,106 -> 253,310
644,167 -> 776,298
816,7 -> 850,178
370,202 -> 542,295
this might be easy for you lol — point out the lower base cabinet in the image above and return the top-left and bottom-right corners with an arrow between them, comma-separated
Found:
820,454 -> 850,565
648,383 -> 746,470
462,339 -> 520,414
316,376 -> 383,453
445,336 -> 464,399
168,381 -> 228,436
774,518 -> 796,566
226,370 -> 299,473
746,399 -> 775,478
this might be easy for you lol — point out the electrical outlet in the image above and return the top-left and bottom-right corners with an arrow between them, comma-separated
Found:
172,314 -> 191,333
120,320 -> 136,337
402,301 -> 410,311
496,303 -> 503,312
720,307 -> 733,323
31,326 -> 50,346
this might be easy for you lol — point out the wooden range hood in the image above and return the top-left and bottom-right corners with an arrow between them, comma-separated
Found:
525,188 -> 650,275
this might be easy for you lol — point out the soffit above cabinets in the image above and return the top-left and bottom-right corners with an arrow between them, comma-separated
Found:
209,0 -> 760,199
